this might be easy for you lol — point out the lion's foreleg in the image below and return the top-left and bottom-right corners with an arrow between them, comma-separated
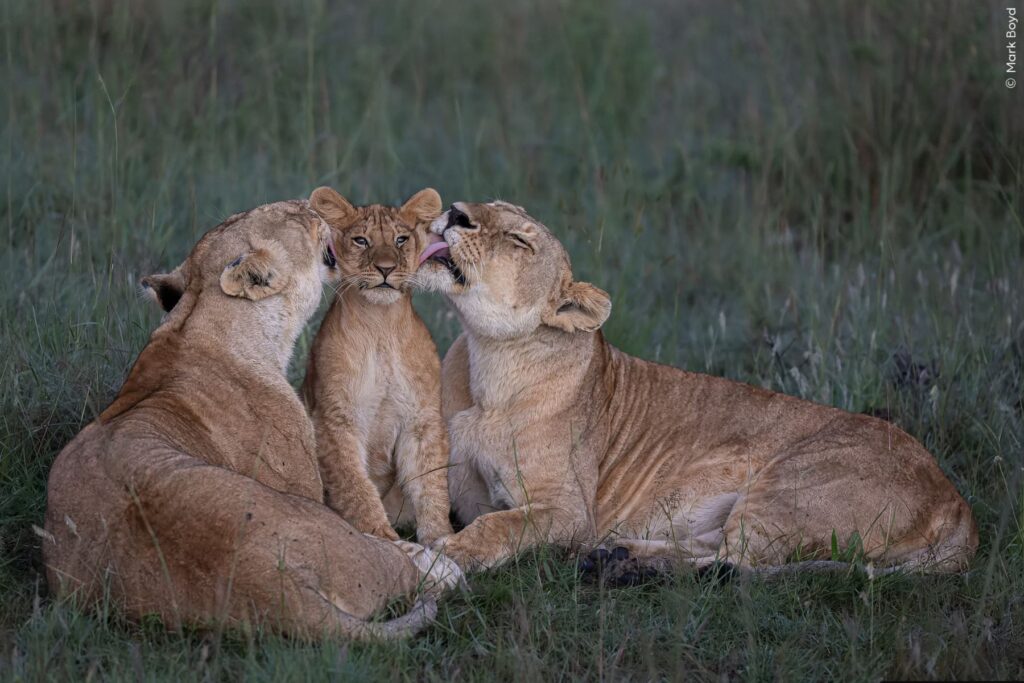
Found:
314,413 -> 397,541
395,418 -> 454,545
431,504 -> 588,572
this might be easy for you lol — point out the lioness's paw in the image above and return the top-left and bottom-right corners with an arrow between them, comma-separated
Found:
392,540 -> 467,595
577,546 -> 663,588
427,535 -> 483,572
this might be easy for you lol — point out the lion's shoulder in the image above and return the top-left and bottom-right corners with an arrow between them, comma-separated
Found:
99,333 -> 185,423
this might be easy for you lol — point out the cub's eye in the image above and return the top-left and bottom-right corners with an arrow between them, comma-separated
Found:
352,236 -> 369,248
395,235 -> 409,247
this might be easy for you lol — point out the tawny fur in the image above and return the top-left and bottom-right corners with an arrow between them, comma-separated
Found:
419,201 -> 978,574
43,201 -> 460,641
302,187 -> 453,544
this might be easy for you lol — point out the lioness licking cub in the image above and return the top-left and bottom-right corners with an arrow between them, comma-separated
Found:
419,201 -> 977,576
303,187 -> 454,545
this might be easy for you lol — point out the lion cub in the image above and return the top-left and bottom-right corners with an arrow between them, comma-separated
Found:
303,186 -> 453,544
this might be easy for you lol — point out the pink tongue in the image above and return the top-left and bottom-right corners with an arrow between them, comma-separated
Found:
418,240 -> 450,265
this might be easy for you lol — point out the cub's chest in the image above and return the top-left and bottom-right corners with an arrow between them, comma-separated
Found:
345,353 -> 419,437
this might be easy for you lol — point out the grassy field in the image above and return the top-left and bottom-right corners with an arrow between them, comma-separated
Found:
2,0 -> 1022,679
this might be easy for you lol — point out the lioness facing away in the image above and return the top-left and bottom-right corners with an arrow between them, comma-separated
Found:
419,201 -> 977,575
302,187 -> 453,545
44,200 -> 459,640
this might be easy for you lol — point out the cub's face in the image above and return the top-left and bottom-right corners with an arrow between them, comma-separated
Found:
310,187 -> 442,305
417,201 -> 611,340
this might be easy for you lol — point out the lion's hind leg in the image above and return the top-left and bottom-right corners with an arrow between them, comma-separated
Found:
715,438 -> 977,574
578,492 -> 742,585
576,538 -> 739,587
114,450 -> 434,639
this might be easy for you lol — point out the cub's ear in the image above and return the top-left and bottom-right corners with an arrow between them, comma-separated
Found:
399,187 -> 442,225
141,269 -> 186,313
542,280 -> 612,333
220,242 -> 289,301
309,186 -> 356,226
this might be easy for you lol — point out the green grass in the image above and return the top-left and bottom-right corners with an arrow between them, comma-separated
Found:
2,0 -> 1022,679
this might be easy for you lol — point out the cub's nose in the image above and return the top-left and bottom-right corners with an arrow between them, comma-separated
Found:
375,263 -> 396,279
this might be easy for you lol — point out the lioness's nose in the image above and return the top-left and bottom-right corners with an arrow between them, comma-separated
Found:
447,205 -> 474,229
376,263 -> 396,279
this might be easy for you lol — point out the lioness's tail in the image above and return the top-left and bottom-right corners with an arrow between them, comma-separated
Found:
315,539 -> 464,641
324,595 -> 438,642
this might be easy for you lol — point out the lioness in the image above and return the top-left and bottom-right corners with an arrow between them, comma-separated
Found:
419,201 -> 978,576
44,200 -> 459,640
302,187 -> 454,546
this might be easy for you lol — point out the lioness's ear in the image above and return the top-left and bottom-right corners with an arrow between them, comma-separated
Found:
309,186 -> 356,226
543,281 -> 612,333
220,243 -> 289,301
508,222 -> 540,253
399,188 -> 442,225
141,269 -> 186,313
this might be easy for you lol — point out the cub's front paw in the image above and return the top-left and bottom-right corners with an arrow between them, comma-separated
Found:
427,533 -> 455,553
364,522 -> 400,541
416,522 -> 455,547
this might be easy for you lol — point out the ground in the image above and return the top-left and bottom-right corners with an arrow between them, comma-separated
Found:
1,1 -> 1022,679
